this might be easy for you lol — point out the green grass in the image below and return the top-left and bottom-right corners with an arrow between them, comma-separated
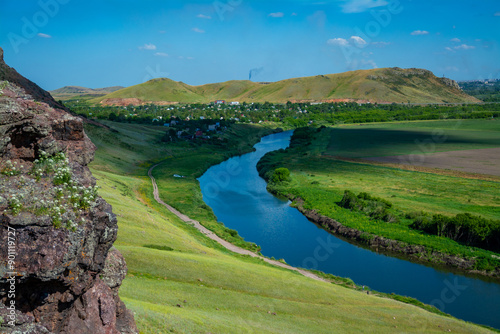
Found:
258,120 -> 500,272
327,119 -> 500,158
86,121 -> 496,333
93,67 -> 479,104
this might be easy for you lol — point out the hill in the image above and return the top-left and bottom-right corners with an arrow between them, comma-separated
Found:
50,85 -> 124,100
93,68 -> 480,105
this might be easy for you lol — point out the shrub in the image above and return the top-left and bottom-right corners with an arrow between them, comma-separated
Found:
270,168 -> 291,183
410,212 -> 500,252
339,190 -> 397,223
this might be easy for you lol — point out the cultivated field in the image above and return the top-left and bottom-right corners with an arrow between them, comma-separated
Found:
366,147 -> 500,176
327,119 -> 500,177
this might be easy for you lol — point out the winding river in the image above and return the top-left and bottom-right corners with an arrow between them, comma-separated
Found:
198,130 -> 500,330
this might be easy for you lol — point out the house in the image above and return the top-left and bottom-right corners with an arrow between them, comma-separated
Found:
164,123 -> 170,127
170,120 -> 177,126
230,101 -> 240,106
214,100 -> 225,105
195,130 -> 203,138
200,116 -> 205,120
208,124 -> 217,131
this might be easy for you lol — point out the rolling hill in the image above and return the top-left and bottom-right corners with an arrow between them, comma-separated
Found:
50,85 -> 125,100
93,68 -> 480,105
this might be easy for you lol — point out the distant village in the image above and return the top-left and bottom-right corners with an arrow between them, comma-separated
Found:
67,98 -> 500,131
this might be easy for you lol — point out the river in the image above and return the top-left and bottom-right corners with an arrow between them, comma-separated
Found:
198,130 -> 500,330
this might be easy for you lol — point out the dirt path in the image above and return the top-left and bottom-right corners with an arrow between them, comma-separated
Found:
148,163 -> 328,283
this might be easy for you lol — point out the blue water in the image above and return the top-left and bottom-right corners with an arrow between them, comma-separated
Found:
198,130 -> 500,330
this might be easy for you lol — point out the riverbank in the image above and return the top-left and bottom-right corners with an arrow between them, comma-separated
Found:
291,196 -> 499,278
256,123 -> 500,279
83,121 -> 498,333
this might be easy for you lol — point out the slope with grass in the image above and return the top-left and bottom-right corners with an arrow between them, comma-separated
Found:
50,85 -> 124,100
85,121 -> 496,333
93,67 -> 480,105
257,120 -> 500,275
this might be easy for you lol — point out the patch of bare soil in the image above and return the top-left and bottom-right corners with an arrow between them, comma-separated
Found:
101,98 -> 179,106
364,147 -> 500,177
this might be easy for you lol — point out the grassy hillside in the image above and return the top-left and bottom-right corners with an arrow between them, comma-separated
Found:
84,120 -> 495,333
50,85 -> 124,100
93,68 -> 480,105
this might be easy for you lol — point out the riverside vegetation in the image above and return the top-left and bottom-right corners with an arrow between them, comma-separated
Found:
83,120 -> 497,333
257,121 -> 500,275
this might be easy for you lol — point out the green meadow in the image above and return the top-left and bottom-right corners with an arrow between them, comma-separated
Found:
85,121 -> 496,333
326,119 -> 500,158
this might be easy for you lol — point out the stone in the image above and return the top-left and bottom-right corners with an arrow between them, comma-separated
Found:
0,47 -> 137,334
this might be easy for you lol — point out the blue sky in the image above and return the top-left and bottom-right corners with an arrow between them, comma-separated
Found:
1,0 -> 499,90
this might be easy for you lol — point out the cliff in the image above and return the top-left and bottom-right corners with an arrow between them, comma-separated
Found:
0,47 -> 137,333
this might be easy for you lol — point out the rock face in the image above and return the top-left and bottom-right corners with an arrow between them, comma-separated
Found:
0,48 -> 137,333
440,77 -> 462,90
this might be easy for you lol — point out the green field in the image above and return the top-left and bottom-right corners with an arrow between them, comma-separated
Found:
326,119 -> 500,158
84,121 -> 495,333
258,120 -> 500,272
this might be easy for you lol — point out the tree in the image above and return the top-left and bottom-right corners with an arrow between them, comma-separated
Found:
271,168 -> 290,183
108,112 -> 118,121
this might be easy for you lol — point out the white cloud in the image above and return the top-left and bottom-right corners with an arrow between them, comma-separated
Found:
327,38 -> 349,46
363,59 -> 378,68
348,59 -> 378,70
38,33 -> 52,38
341,0 -> 388,13
291,13 -> 298,16
494,12 -> 500,16
192,27 -> 205,33
445,47 -> 454,52
350,36 -> 367,45
372,41 -> 391,47
444,66 -> 459,71
328,36 -> 369,47
454,44 -> 475,50
450,38 -> 461,42
154,52 -> 169,57
187,57 -> 195,60
411,30 -> 429,36
139,43 -> 157,50
269,12 -> 284,18
159,30 -> 166,34
197,14 -> 212,19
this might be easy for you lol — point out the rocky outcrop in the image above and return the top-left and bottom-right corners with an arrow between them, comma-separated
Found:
440,77 -> 462,90
0,47 -> 137,333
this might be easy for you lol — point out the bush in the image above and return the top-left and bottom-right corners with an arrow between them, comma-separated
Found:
339,190 -> 397,223
410,212 -> 500,252
270,167 -> 291,183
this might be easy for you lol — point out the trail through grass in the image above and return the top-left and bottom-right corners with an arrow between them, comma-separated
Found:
86,121 -> 496,333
